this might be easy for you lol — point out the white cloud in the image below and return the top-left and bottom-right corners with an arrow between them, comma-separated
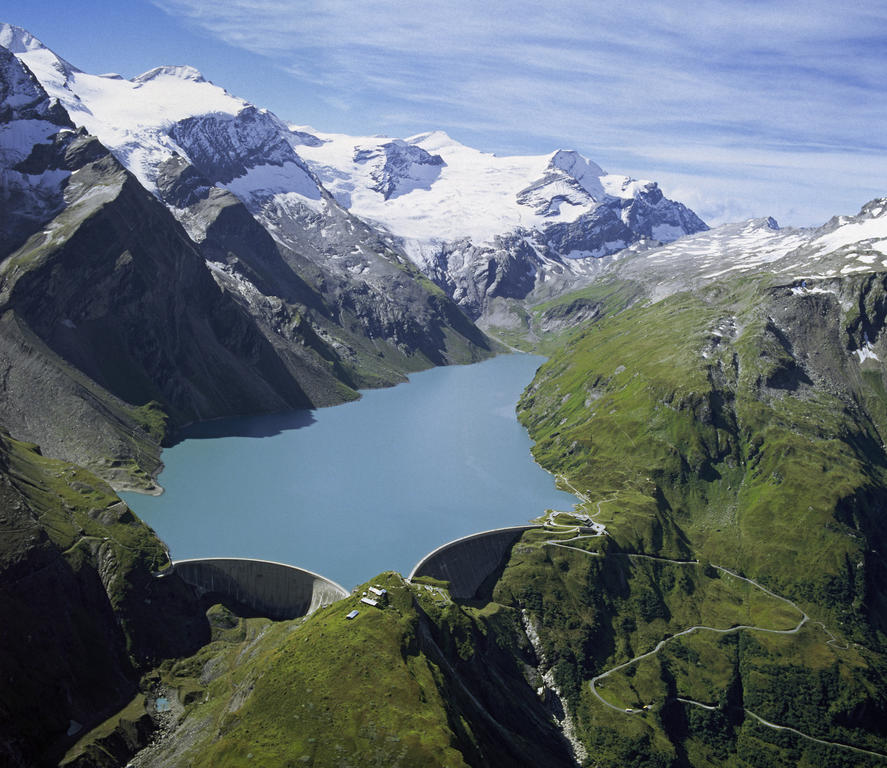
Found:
150,0 -> 887,225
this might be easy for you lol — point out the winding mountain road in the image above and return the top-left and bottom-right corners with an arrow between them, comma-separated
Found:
672,696 -> 887,760
539,521 -> 887,761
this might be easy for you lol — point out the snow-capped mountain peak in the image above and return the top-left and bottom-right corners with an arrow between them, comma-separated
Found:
133,64 -> 208,85
4,29 -> 262,198
0,23 -> 58,57
296,128 -> 705,252
352,138 -> 445,200
549,149 -> 606,193
516,149 -> 607,216
407,129 -> 463,153
2,25 -> 710,319
0,23 -> 78,86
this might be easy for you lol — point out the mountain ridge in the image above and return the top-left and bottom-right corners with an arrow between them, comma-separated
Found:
2,22 -> 707,322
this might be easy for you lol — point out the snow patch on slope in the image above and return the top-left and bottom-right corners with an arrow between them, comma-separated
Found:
601,175 -> 652,199
133,65 -> 207,84
620,197 -> 887,304
811,212 -> 887,255
225,162 -> 323,212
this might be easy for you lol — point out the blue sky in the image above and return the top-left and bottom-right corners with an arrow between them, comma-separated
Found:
9,0 -> 887,226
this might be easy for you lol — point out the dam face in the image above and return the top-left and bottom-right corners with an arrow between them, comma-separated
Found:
409,526 -> 538,599
170,558 -> 348,620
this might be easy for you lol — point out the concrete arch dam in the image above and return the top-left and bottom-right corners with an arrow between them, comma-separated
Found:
409,525 -> 539,599
170,558 -> 349,620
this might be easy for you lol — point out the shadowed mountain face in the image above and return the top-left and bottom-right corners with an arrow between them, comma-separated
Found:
0,127 -> 320,486
0,430 -> 209,768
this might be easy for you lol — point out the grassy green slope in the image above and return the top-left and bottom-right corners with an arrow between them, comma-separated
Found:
520,278 -> 885,632
513,274 -> 887,764
123,573 -> 576,768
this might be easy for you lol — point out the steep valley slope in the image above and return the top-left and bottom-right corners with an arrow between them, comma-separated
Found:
0,429 -> 208,767
512,207 -> 887,765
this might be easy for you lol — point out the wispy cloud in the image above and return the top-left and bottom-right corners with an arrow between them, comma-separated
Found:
151,0 -> 887,225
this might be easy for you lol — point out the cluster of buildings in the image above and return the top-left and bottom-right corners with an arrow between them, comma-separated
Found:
346,585 -> 388,620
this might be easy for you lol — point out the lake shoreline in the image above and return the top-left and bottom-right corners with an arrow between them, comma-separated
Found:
123,354 -> 577,588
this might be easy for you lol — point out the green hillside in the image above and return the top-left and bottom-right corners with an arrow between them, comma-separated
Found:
73,573 -> 577,768
513,271 -> 887,764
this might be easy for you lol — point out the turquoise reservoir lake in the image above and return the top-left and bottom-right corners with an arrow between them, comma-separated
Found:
122,354 -> 578,589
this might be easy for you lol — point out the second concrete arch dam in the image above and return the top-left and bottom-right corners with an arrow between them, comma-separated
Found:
408,525 -> 540,599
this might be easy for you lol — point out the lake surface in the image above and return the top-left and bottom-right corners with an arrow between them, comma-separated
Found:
122,354 -> 578,589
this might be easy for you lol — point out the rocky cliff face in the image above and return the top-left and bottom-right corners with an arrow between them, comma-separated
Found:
0,133 -> 324,485
0,45 -> 75,254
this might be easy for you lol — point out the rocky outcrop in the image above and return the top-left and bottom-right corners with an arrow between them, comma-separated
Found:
352,139 -> 444,200
169,106 -> 309,185
0,46 -> 75,255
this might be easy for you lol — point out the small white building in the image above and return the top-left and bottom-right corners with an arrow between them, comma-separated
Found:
360,597 -> 379,607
